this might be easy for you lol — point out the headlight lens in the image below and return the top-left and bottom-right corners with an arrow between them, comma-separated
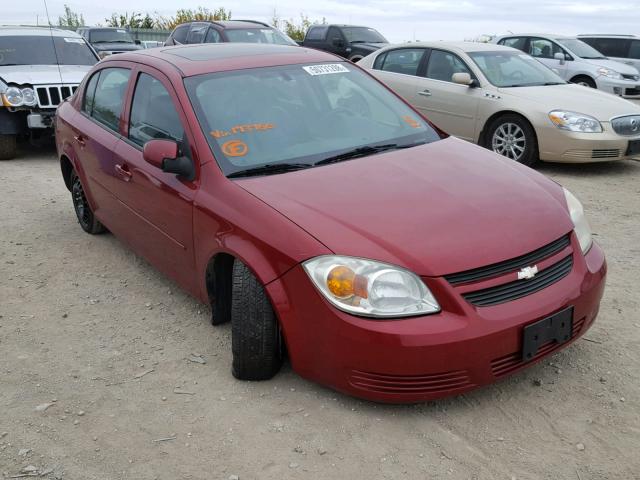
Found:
597,67 -> 622,80
3,86 -> 24,106
563,188 -> 592,254
21,87 -> 36,106
303,256 -> 440,318
549,110 -> 603,133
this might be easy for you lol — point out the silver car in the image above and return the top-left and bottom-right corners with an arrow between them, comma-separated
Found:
0,27 -> 98,160
493,34 -> 640,99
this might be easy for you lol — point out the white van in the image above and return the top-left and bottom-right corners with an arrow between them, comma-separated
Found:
493,34 -> 640,99
578,35 -> 640,73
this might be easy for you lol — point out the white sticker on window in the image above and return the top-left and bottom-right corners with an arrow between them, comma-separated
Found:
303,64 -> 350,76
64,38 -> 84,44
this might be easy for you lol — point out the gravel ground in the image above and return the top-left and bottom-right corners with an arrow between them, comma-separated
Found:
1,144 -> 638,480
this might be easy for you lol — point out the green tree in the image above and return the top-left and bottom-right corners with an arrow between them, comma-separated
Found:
105,12 -> 155,29
271,12 -> 326,42
58,4 -> 85,28
155,7 -> 232,30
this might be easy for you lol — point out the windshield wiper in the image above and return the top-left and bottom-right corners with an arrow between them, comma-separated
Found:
314,143 -> 420,166
227,163 -> 311,178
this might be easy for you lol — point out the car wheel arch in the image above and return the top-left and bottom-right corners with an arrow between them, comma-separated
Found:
569,75 -> 596,88
60,155 -> 74,192
480,110 -> 538,150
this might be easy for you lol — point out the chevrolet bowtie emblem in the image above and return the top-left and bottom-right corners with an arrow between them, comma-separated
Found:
518,265 -> 538,280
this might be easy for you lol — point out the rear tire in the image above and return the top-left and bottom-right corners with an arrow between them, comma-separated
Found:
485,114 -> 538,167
0,134 -> 17,160
571,76 -> 596,88
231,260 -> 283,381
70,170 -> 105,234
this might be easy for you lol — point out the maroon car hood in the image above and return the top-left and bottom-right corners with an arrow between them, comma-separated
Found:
237,137 -> 573,277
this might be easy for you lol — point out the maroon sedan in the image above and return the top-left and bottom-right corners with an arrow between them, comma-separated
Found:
55,44 -> 606,403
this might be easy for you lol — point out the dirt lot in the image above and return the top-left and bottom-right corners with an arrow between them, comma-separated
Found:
1,144 -> 638,480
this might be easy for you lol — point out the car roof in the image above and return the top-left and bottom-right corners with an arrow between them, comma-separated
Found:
578,34 -> 637,38
103,43 -> 340,77
496,33 -> 573,40
378,41 -> 516,54
177,20 -> 273,30
79,27 -> 130,31
0,26 -> 83,37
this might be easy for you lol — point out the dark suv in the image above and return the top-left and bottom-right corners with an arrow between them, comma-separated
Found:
301,25 -> 389,62
164,20 -> 296,46
77,27 -> 142,59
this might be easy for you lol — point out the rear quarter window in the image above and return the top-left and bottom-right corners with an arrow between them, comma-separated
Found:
172,25 -> 189,44
91,68 -> 131,132
306,26 -> 328,41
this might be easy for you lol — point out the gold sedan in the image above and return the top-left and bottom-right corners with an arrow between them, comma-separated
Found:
359,42 -> 640,165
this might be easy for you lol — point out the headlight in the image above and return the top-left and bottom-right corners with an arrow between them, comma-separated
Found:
563,188 -> 592,254
21,87 -> 37,106
549,110 -> 603,133
3,86 -> 24,106
597,67 -> 622,80
303,256 -> 440,318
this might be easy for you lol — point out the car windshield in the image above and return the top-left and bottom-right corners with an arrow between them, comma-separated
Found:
556,38 -> 605,59
469,51 -> 566,87
185,62 -> 440,177
0,35 -> 97,66
342,27 -> 387,44
225,28 -> 296,45
89,29 -> 134,44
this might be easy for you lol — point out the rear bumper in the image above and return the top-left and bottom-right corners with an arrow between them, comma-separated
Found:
268,240 -> 606,403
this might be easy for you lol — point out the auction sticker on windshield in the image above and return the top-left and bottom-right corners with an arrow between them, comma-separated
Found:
303,64 -> 350,76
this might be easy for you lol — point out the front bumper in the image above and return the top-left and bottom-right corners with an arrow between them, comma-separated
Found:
538,121 -> 640,163
596,76 -> 640,99
268,239 -> 606,403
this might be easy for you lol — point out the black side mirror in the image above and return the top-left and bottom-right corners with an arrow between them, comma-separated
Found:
163,156 -> 195,181
134,39 -> 141,45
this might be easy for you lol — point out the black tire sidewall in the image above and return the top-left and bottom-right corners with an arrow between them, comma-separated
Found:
572,76 -> 596,88
0,134 -> 17,161
70,171 -> 104,234
486,115 -> 538,167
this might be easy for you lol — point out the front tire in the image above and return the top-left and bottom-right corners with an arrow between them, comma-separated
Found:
571,76 -> 597,88
485,114 -> 538,167
231,261 -> 283,381
70,170 -> 105,234
0,134 -> 17,160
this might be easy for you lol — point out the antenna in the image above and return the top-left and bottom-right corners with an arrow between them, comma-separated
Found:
43,0 -> 64,86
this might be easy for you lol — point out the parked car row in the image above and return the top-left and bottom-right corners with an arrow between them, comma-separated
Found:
54,43 -> 607,402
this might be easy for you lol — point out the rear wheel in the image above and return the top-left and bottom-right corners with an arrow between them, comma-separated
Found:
0,134 -> 17,160
231,260 -> 283,381
70,170 -> 105,234
485,114 -> 538,167
571,76 -> 596,88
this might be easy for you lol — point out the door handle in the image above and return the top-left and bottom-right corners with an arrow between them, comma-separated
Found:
73,134 -> 86,147
114,164 -> 132,182
418,89 -> 432,97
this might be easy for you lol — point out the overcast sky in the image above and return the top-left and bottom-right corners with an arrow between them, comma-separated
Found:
4,0 -> 638,42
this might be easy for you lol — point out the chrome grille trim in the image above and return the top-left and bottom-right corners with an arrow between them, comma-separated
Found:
611,115 -> 640,136
34,84 -> 79,108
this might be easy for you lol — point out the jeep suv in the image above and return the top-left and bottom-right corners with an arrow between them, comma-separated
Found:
164,20 -> 296,46
0,27 -> 98,160
579,35 -> 640,73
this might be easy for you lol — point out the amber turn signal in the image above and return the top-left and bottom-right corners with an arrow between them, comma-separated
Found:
326,265 -> 368,299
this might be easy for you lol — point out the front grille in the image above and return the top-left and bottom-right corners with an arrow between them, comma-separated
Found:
445,235 -> 570,286
625,88 -> 640,97
611,115 -> 640,136
35,84 -> 78,108
462,255 -> 573,307
592,149 -> 621,158
349,369 -> 474,394
491,316 -> 585,377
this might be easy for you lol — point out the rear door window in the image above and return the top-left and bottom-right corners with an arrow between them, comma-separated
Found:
306,26 -> 328,41
91,68 -> 131,132
205,27 -> 221,43
128,73 -> 184,147
375,48 -> 426,76
171,25 -> 189,44
187,24 -> 208,44
630,40 -> 640,59
499,37 -> 527,51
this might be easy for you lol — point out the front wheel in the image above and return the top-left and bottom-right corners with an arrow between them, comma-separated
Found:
70,170 -> 105,234
0,134 -> 17,160
231,260 -> 283,381
571,76 -> 597,88
485,115 -> 538,167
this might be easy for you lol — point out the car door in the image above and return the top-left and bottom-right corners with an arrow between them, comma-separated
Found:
370,47 -> 427,101
110,66 -> 198,292
411,49 -> 481,141
527,37 -> 569,79
326,26 -> 348,57
71,65 -> 133,230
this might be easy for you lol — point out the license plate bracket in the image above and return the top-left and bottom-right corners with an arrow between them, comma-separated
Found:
626,139 -> 640,156
522,307 -> 573,362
